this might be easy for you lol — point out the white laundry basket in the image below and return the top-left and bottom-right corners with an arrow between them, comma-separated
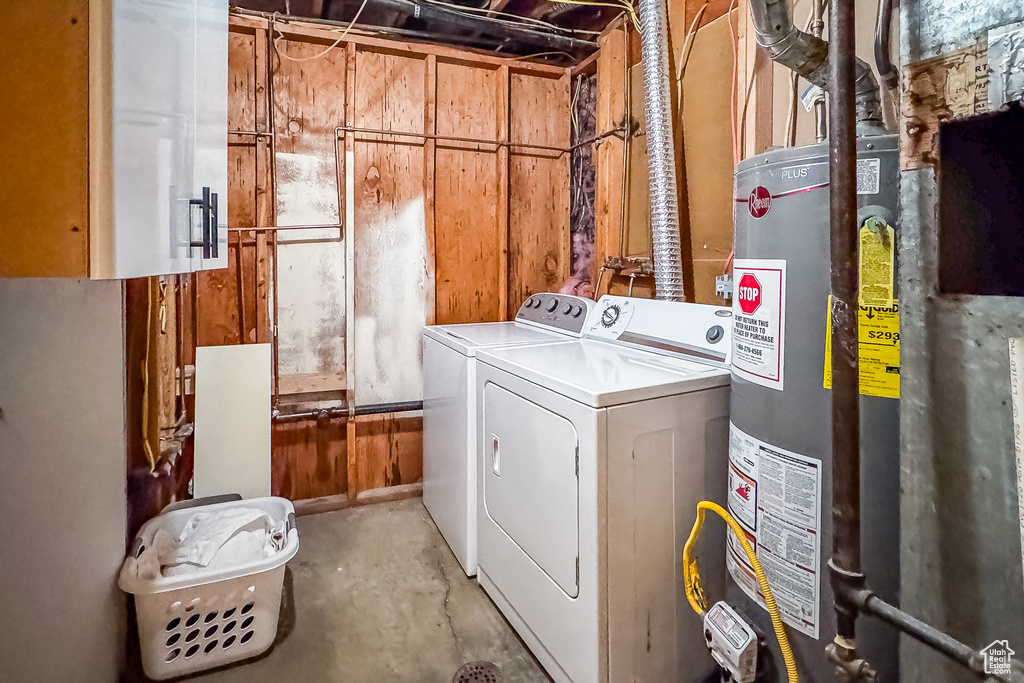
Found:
119,496 -> 299,680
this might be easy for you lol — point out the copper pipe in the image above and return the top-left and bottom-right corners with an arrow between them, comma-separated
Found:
236,126 -> 623,153
827,0 -> 863,644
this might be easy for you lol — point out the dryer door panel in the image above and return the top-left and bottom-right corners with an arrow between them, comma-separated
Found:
482,382 -> 580,597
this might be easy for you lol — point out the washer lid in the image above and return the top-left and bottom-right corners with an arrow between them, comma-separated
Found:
422,321 -> 565,356
476,339 -> 731,407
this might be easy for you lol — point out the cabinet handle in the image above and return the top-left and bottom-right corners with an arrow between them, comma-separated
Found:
201,186 -> 212,259
188,187 -> 213,259
210,192 -> 219,259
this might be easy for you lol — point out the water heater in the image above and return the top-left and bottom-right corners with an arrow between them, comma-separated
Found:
726,134 -> 900,681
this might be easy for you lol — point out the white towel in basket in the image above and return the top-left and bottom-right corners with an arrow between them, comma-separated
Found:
132,507 -> 287,579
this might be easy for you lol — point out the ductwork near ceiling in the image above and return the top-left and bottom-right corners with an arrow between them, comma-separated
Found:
638,0 -> 686,301
748,0 -> 884,125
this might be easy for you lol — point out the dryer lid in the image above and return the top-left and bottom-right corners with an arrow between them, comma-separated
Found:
476,339 -> 730,407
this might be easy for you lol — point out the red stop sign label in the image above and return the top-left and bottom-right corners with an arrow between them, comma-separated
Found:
737,273 -> 762,314
748,186 -> 772,218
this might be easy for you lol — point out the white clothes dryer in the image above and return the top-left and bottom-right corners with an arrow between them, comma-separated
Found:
422,293 -> 595,576
474,295 -> 734,683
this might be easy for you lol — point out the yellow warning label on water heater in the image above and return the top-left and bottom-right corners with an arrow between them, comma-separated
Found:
824,296 -> 900,398
858,219 -> 895,308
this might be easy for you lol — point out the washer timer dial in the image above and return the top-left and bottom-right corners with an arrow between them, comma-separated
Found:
600,304 -> 621,327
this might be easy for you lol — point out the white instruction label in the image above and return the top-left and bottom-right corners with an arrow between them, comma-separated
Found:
726,423 -> 822,639
857,158 -> 881,195
800,83 -> 824,112
732,259 -> 786,391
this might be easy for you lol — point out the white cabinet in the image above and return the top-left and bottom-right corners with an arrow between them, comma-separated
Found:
1,0 -> 228,279
103,0 -> 228,278
193,0 -> 230,272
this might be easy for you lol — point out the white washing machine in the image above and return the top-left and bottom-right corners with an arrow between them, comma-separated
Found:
474,295 -> 733,683
422,293 -> 595,576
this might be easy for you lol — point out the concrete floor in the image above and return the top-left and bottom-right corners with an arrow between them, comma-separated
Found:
185,497 -> 550,683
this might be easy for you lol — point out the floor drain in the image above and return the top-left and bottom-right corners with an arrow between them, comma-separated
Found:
453,661 -> 502,683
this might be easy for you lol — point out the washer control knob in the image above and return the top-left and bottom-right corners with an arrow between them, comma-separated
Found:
706,325 -> 725,343
546,298 -> 559,313
601,305 -> 621,327
572,305 -> 583,318
563,303 -> 574,315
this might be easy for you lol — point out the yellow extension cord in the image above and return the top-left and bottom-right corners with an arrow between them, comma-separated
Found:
683,501 -> 799,683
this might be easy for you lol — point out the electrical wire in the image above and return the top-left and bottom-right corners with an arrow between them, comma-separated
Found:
570,77 -> 582,209
508,50 -> 575,61
273,0 -> 369,62
551,0 -> 642,33
727,0 -> 739,166
422,0 -> 603,35
683,501 -> 799,683
677,1 -> 708,78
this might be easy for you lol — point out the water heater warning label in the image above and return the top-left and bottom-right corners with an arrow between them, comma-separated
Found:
727,423 -> 822,639
732,260 -> 786,391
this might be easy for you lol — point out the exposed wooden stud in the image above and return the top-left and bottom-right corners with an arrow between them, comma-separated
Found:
558,68 -> 572,291
255,232 -> 270,342
344,41 -> 358,500
593,24 -> 627,295
497,64 -> 511,321
254,26 -> 274,345
424,54 -> 438,326
571,47 -> 601,78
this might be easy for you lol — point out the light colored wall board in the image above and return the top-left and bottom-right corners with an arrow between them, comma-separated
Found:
194,343 -> 272,498
0,278 -> 126,681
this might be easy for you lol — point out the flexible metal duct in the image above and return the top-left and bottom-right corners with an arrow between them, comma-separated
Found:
638,0 -> 686,301
748,0 -> 884,123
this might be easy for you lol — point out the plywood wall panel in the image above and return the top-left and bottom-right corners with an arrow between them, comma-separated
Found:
594,26 -> 627,298
682,14 -> 735,305
272,418 -> 348,500
352,51 -> 429,405
272,39 -> 347,386
434,63 -> 502,324
272,39 -> 346,226
354,413 -> 424,493
197,30 -> 262,346
508,73 -> 571,315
